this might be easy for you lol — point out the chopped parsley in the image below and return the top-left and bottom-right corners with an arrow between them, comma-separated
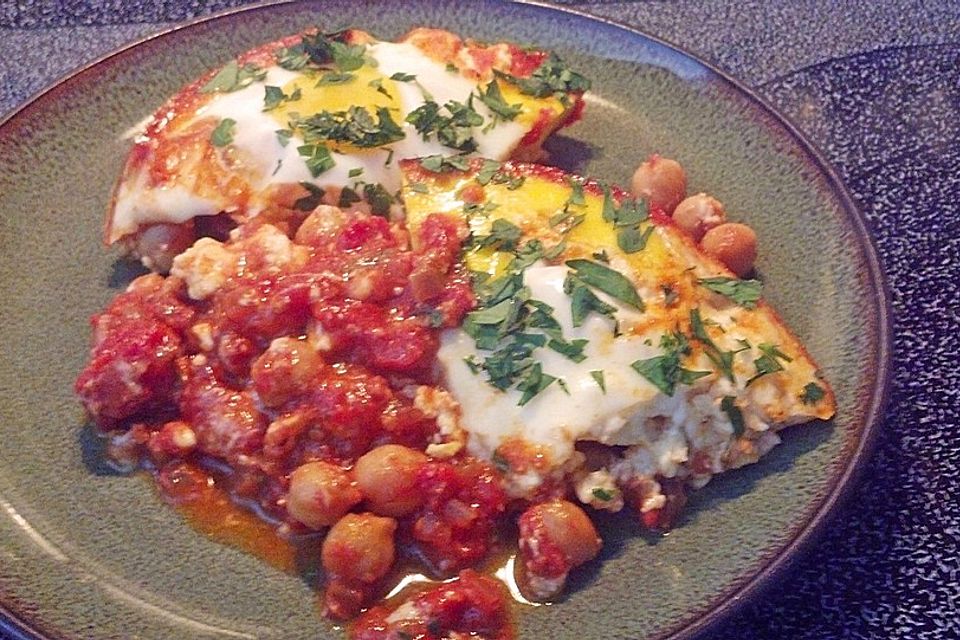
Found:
618,225 -> 655,253
294,106 -> 404,148
210,118 -> 236,147
689,308 -> 745,383
476,159 -> 502,185
390,72 -> 416,82
564,273 -> 617,327
516,363 -> 557,406
406,98 -> 484,152
547,338 -> 588,363
720,396 -> 746,436
800,382 -> 826,405
747,343 -> 792,386
494,52 -> 590,105
549,208 -> 585,231
262,85 -> 301,111
476,80 -> 522,123
368,77 -> 392,99
698,276 -> 763,308
474,160 -> 524,189
592,487 -> 615,501
338,186 -> 362,208
409,182 -> 429,194
590,369 -> 606,393
200,60 -> 266,93
293,182 -> 324,211
276,30 -> 367,73
602,187 -> 652,254
565,259 -> 643,310
566,178 -> 586,208
631,331 -> 710,396
275,128 -> 293,147
362,182 -> 394,217
348,167 -> 364,178
315,71 -> 356,86
297,142 -> 335,177
419,154 -> 472,173
462,237 -> 590,405
336,181 -> 393,216
473,218 -> 522,251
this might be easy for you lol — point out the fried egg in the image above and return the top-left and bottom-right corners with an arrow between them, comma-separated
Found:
400,158 -> 835,498
108,27 -> 587,254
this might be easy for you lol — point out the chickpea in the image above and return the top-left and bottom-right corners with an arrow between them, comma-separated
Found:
287,461 -> 362,530
133,222 -> 196,273
535,500 -> 602,567
700,222 -> 758,277
321,513 -> 397,584
630,155 -> 687,214
672,193 -> 726,242
250,337 -> 321,407
354,445 -> 428,517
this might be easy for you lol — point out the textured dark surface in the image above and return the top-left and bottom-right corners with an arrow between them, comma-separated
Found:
1,1 -> 957,639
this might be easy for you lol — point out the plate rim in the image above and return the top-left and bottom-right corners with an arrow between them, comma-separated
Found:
0,1 -> 892,639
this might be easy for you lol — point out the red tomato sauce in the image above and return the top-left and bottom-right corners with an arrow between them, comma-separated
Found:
76,205 -> 518,635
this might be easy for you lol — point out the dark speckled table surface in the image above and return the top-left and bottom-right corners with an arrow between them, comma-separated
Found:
2,1 -> 958,639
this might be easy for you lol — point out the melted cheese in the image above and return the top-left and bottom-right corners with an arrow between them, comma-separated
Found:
439,264 -> 670,467
402,160 -> 836,495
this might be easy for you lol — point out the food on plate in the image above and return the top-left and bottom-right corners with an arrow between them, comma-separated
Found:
401,158 -> 833,529
107,26 -> 588,270
76,144 -> 835,636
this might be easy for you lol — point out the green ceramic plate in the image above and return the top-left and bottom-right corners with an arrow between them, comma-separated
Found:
0,1 -> 889,639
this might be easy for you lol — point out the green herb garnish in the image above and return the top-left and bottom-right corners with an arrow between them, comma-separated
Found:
201,61 -> 266,93
617,225 -> 655,253
592,487 -> 615,501
566,259 -> 643,310
406,98 -> 484,152
315,71 -> 356,86
689,308 -> 745,382
476,80 -> 522,122
720,396 -> 746,436
474,218 -> 522,251
419,154 -> 471,173
547,338 -> 588,363
476,159 -> 502,186
800,382 -> 826,405
210,118 -> 236,147
293,182 -> 324,211
368,77 -> 392,99
362,182 -> 394,217
277,30 -> 367,72
698,276 -> 763,308
297,142 -> 335,176
494,52 -> 590,105
275,128 -> 293,147
517,363 -> 557,406
590,370 -> 606,393
295,105 -> 404,148
747,343 -> 792,386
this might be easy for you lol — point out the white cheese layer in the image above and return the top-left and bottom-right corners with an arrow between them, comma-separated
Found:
439,264 -> 708,470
